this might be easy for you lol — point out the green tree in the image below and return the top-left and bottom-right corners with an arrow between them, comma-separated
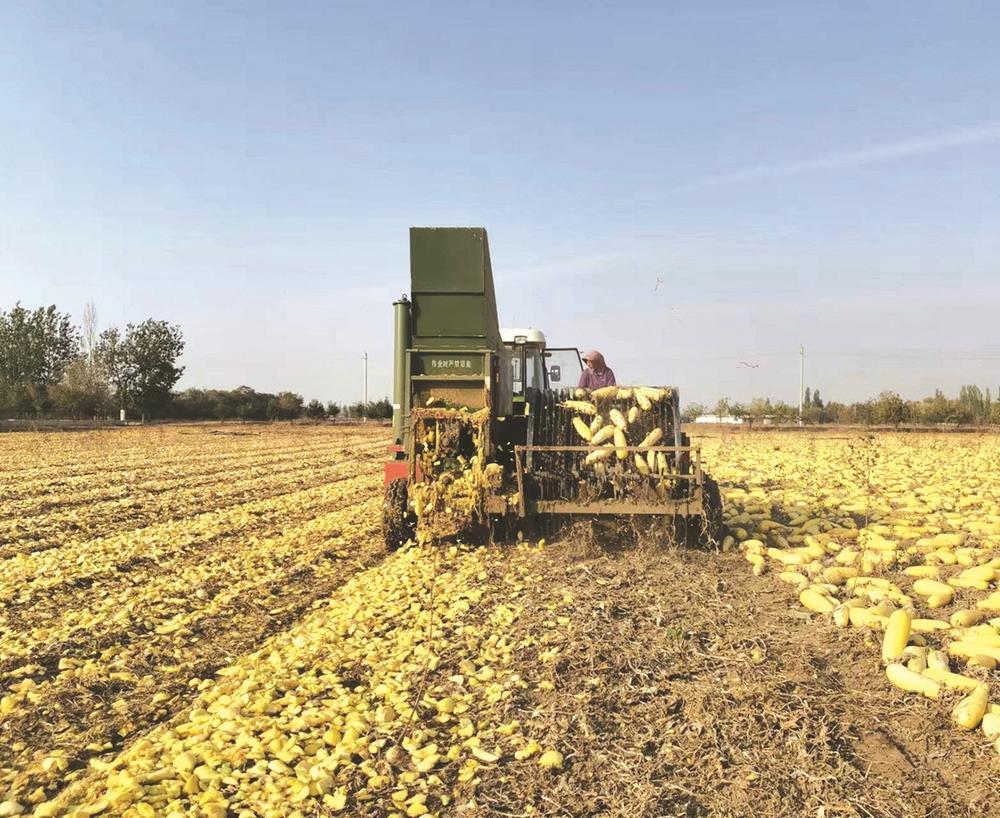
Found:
680,402 -> 708,422
874,391 -> 909,428
824,401 -> 850,424
366,397 -> 393,419
745,397 -> 772,429
96,327 -> 129,414
0,303 -> 79,413
958,385 -> 988,424
305,399 -> 327,419
49,357 -> 112,417
230,385 -> 271,421
269,392 -> 304,420
771,401 -> 797,425
917,389 -> 954,424
812,389 -> 823,408
801,404 -> 823,424
99,321 -> 185,420
326,401 -> 342,419
214,390 -> 239,420
713,397 -> 731,422
852,399 -> 875,425
172,388 -> 216,420
804,386 -> 811,408
126,320 -> 185,419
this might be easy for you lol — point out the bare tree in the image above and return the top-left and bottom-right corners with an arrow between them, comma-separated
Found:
82,302 -> 98,368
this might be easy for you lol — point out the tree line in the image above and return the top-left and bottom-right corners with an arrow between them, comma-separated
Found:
172,389 -> 392,422
684,384 -> 1000,427
0,303 -> 390,422
1,303 -> 184,420
9,302 -> 995,427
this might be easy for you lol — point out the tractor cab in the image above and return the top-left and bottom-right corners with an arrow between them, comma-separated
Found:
494,328 -> 583,472
500,327 -> 583,415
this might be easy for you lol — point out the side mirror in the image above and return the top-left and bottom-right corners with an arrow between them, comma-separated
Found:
549,365 -> 562,383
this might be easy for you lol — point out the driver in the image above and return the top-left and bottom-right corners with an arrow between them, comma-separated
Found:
578,350 -> 616,389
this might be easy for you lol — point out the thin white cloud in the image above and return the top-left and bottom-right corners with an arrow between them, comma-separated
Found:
674,123 -> 1000,192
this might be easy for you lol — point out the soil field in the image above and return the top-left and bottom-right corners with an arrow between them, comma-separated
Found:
1,426 -> 997,817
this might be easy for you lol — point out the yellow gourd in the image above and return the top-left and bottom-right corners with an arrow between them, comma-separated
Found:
952,685 -> 989,731
799,587 -> 837,613
885,664 -> 940,699
881,609 -> 911,662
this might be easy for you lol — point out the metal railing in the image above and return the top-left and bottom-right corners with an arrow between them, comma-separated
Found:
514,444 -> 706,517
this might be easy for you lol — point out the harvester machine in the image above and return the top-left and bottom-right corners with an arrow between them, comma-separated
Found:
383,227 -> 722,549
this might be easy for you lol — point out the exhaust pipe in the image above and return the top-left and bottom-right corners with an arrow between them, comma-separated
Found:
391,296 -> 410,443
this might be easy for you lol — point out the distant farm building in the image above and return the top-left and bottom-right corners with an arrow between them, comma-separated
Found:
695,414 -> 743,425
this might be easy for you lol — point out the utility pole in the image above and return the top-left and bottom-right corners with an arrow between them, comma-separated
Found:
798,344 -> 804,426
363,351 -> 368,424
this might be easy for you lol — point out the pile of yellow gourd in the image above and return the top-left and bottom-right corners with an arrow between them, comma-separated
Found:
706,433 -> 1000,752
6,542 -> 564,818
0,427 -> 391,813
408,409 -> 509,543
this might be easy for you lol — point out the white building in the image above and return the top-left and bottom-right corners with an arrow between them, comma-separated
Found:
694,414 -> 743,424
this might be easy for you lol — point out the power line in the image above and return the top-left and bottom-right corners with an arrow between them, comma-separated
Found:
613,348 -> 1000,364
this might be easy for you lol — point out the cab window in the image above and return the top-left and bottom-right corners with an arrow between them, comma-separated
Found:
525,350 -> 544,389
545,348 -> 584,386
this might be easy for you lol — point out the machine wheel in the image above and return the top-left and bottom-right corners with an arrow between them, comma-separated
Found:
701,475 -> 724,546
383,478 -> 415,551
671,476 -> 723,548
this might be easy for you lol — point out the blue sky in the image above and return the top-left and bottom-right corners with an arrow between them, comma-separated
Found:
3,1 -> 999,407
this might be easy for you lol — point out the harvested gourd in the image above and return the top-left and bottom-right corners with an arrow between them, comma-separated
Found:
718,431 -> 1000,756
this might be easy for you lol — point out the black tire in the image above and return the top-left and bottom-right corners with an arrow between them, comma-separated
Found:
701,475 -> 724,546
383,478 -> 415,551
671,475 -> 723,548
